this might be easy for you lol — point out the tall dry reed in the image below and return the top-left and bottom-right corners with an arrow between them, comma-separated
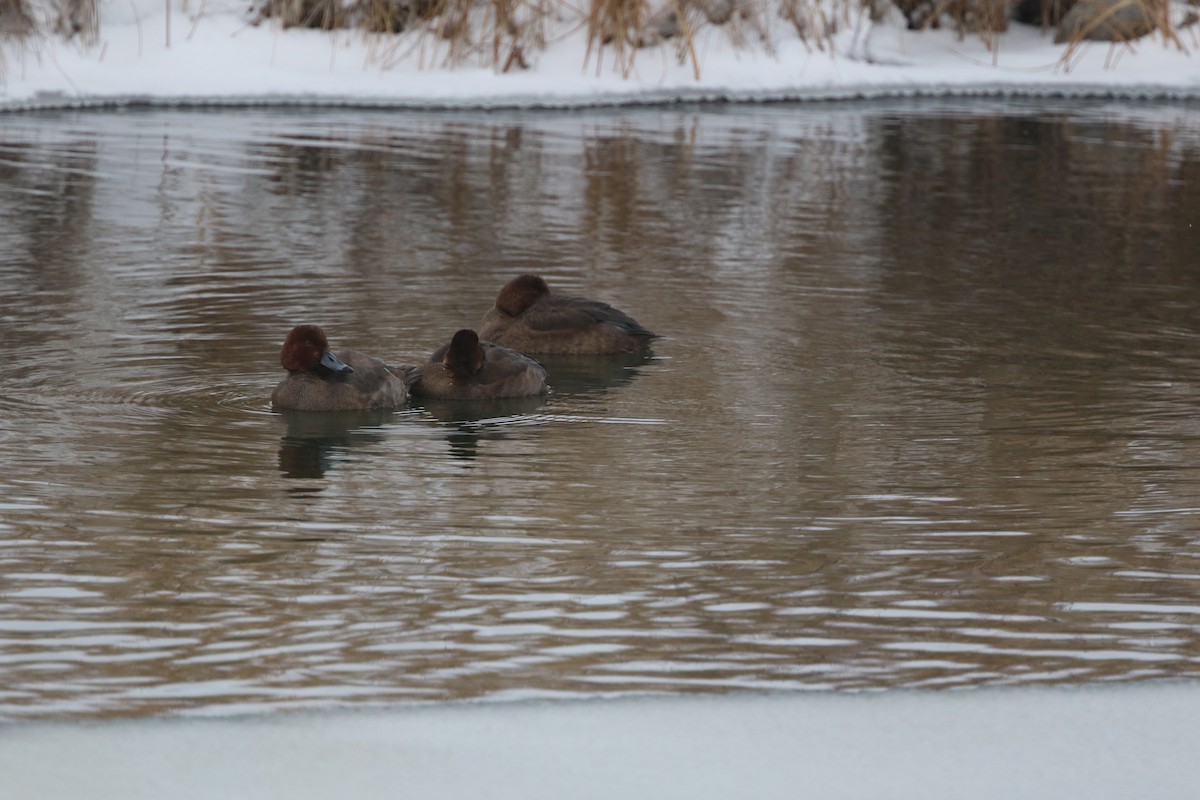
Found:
584,0 -> 650,76
56,0 -> 99,41
8,0 -> 1193,79
364,0 -> 551,71
0,0 -> 36,37
1057,0 -> 1184,70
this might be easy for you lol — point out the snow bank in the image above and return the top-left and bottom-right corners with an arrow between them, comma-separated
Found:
1,0 -> 1197,110
4,683 -> 1199,799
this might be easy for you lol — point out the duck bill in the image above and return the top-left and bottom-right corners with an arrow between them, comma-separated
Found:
320,350 -> 354,374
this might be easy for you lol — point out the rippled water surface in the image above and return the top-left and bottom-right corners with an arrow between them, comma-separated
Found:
3,100 -> 1200,719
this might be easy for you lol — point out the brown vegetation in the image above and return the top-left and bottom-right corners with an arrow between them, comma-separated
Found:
2,0 -> 1191,73
256,0 -> 1190,70
1,0 -> 101,40
0,0 -> 35,37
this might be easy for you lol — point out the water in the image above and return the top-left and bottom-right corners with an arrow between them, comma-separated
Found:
2,100 -> 1200,719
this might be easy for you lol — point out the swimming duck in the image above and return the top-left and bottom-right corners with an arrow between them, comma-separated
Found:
411,329 -> 547,400
477,274 -> 658,355
271,324 -> 409,411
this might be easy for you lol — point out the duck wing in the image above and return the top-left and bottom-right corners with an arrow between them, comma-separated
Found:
527,297 -> 656,338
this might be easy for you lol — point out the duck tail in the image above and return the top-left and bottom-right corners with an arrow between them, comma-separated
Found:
390,363 -> 423,387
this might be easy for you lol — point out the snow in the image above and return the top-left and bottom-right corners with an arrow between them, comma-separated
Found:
3,683 -> 1199,799
0,0 -> 1197,111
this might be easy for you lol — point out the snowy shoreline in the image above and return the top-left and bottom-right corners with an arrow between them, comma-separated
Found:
1,1 -> 1197,112
5,80 -> 1200,113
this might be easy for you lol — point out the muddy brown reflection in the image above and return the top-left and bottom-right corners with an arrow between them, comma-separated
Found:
1,101 -> 1200,720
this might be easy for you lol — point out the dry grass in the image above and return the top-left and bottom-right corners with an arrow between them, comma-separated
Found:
55,0 -> 99,41
5,0 -> 1191,78
1057,0 -> 1165,43
361,0 -> 552,71
889,0 -> 1184,59
1057,0 -> 1186,70
263,0 -> 346,29
0,0 -> 36,38
893,0 -> 1010,39
378,0 -> 1185,73
583,0 -> 649,75
0,0 -> 100,41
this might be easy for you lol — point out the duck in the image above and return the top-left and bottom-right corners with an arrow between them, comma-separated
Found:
271,324 -> 410,411
477,274 -> 658,355
410,329 -> 548,400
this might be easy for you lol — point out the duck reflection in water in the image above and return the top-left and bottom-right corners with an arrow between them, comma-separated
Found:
416,395 -> 549,464
276,409 -> 397,481
533,350 -> 655,397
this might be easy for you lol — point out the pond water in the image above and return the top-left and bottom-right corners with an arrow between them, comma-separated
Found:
2,99 -> 1200,719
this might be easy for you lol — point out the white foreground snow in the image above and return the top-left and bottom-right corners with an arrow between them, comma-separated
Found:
0,0 -> 1197,110
3,683 -> 1199,799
